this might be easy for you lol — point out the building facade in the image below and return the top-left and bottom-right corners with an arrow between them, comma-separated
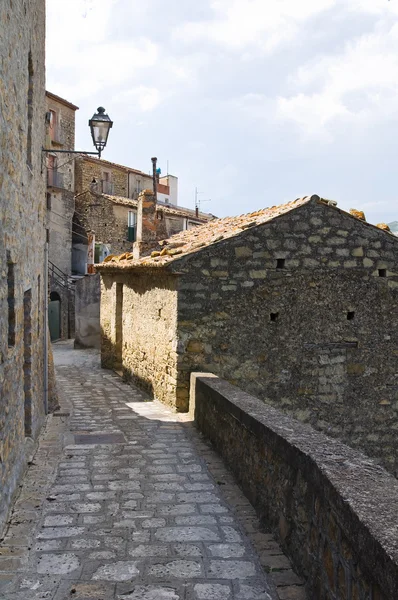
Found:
98,195 -> 398,476
45,91 -> 78,341
0,0 -> 47,533
73,156 -> 212,271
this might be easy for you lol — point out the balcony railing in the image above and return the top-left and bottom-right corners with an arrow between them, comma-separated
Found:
47,169 -> 64,189
101,180 -> 114,194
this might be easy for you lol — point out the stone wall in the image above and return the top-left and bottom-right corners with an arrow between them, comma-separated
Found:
0,0 -> 46,533
75,157 -> 128,198
192,374 -> 398,600
74,274 -> 101,349
171,200 -> 398,474
100,270 -> 181,408
75,191 -> 135,256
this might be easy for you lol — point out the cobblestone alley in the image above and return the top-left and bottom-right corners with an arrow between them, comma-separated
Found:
0,342 -> 305,600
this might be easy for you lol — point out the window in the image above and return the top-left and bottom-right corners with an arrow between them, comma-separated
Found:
136,179 -> 141,194
270,312 -> 279,322
101,171 -> 113,194
49,110 -> 57,142
347,311 -> 355,321
378,269 -> 387,277
47,154 -> 57,186
128,210 -> 137,242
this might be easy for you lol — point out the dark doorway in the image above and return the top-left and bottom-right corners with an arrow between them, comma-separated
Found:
49,291 -> 61,341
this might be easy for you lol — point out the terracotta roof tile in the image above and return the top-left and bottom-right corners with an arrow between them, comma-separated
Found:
97,193 -> 398,271
98,195 -> 314,269
103,194 -> 214,221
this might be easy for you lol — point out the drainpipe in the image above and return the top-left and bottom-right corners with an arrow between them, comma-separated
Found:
151,157 -> 157,201
44,229 -> 49,415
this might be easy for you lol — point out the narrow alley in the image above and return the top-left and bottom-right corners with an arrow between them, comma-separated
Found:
0,343 -> 303,600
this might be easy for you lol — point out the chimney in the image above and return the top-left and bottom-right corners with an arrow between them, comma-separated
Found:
133,189 -> 157,259
151,157 -> 157,200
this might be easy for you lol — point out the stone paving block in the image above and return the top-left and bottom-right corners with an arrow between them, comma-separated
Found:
192,582 -> 232,599
208,543 -> 246,558
54,580 -> 116,600
115,584 -> 181,599
207,560 -> 257,579
91,561 -> 140,581
36,552 -> 81,575
0,343 -> 297,600
147,559 -> 202,578
155,527 -> 220,542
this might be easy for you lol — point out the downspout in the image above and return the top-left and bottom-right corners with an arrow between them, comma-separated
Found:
44,229 -> 49,414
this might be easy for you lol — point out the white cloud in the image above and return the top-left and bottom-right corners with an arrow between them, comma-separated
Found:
276,21 -> 398,139
112,86 -> 161,112
46,0 -> 158,100
174,0 -> 336,54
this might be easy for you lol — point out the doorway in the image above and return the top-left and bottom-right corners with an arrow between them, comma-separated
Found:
49,291 -> 61,341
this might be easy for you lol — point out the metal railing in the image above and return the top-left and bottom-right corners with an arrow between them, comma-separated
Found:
48,260 -> 74,293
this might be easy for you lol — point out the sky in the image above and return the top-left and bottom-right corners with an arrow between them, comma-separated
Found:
46,0 -> 398,223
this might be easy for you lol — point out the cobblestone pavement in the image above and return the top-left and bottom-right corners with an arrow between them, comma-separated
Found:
0,342 -> 306,600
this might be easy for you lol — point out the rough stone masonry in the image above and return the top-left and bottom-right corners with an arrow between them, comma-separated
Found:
0,0 -> 47,533
98,196 -> 398,476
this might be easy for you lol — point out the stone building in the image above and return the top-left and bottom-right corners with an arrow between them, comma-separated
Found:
45,91 -> 79,341
73,156 -> 213,271
0,0 -> 47,532
98,195 -> 398,475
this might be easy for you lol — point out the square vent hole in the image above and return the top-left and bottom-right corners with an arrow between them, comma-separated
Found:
378,269 -> 387,277
270,312 -> 279,322
347,311 -> 355,321
276,258 -> 286,269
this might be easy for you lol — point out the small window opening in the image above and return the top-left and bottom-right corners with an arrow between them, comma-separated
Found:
270,312 -> 279,322
158,308 -> 162,318
276,258 -> 285,269
378,269 -> 387,277
347,311 -> 355,321
7,260 -> 16,346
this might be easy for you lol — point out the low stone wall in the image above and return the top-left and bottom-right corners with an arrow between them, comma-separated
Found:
74,274 -> 101,349
192,373 -> 398,600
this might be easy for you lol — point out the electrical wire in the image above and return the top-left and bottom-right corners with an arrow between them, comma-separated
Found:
48,218 -> 90,242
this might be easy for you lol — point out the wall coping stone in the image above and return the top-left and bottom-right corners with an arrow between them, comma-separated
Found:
191,373 -> 398,598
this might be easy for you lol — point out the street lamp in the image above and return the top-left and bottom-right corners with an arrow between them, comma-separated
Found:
89,107 -> 113,158
42,106 -> 113,158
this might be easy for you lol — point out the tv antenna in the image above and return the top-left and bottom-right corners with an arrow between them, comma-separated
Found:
195,186 -> 211,213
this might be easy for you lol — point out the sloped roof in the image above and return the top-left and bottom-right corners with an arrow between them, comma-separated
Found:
97,195 -> 315,270
97,194 -> 398,271
103,194 -> 214,221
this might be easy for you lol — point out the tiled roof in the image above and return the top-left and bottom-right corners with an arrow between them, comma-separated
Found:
98,195 -> 315,269
103,194 -> 214,221
46,90 -> 79,111
97,194 -> 398,271
79,156 -> 151,176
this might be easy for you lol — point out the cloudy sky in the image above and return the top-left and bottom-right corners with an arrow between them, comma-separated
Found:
46,0 -> 398,223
